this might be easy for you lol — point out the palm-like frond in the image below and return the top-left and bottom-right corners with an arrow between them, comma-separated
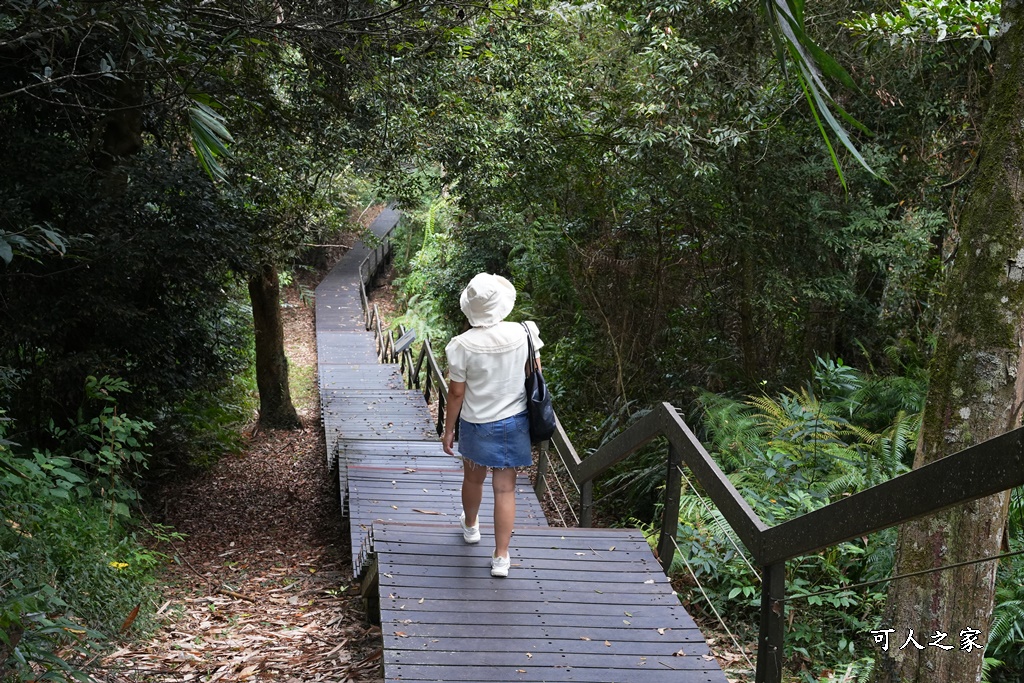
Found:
189,99 -> 234,182
692,390 -> 767,471
989,598 -> 1024,656
759,0 -> 878,189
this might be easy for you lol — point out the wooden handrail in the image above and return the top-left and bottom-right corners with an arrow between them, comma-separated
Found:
546,400 -> 1024,683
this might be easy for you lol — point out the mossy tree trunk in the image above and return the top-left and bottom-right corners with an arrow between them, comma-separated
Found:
249,263 -> 301,429
871,2 -> 1023,681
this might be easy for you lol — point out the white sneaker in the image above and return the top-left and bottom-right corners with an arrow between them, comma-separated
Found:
490,553 -> 510,578
460,512 -> 481,544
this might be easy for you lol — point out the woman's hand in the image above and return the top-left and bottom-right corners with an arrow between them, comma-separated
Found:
442,429 -> 456,455
442,380 -> 466,456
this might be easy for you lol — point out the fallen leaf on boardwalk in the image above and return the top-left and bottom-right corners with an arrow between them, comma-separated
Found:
384,573 -> 393,578
526,653 -> 533,658
702,654 -> 715,661
609,546 -> 615,551
604,640 -> 612,647
657,628 -> 668,635
623,620 -> 631,625
394,631 -> 408,637
624,612 -> 633,617
391,505 -> 398,510
405,468 -> 417,473
674,650 -> 688,657
517,670 -> 527,674
580,636 -> 591,641
418,598 -> 424,604
644,579 -> 655,584
575,552 -> 586,556
595,590 -> 603,594
412,509 -> 443,515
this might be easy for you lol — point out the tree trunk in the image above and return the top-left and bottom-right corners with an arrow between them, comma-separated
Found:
248,263 -> 301,429
871,3 -> 1023,681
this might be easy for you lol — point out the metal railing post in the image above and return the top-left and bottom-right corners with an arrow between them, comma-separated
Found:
580,480 -> 594,527
657,443 -> 683,574
756,563 -> 785,683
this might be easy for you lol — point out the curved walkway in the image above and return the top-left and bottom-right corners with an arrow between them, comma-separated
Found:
315,210 -> 727,683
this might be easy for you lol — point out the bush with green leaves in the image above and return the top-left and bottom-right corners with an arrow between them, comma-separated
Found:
986,487 -> 1024,682
664,358 -> 923,674
1,377 -> 166,682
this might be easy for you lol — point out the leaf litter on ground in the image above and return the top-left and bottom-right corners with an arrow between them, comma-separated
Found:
96,242 -> 384,683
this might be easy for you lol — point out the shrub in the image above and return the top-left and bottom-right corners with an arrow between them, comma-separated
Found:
1,377 -> 164,681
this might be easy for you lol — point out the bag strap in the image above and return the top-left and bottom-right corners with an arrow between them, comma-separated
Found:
521,322 -> 538,375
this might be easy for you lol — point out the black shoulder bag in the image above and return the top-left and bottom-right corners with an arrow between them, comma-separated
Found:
522,323 -> 556,443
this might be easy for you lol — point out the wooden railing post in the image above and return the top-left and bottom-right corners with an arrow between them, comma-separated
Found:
580,480 -> 594,527
534,440 -> 550,501
657,442 -> 683,574
756,563 -> 785,683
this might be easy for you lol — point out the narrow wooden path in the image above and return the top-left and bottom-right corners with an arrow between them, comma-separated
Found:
315,210 -> 727,683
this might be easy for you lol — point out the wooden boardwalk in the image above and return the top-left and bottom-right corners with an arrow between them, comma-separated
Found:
315,209 -> 727,683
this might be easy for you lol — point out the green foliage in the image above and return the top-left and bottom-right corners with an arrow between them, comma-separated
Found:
1,379 -> 165,681
985,487 -> 1024,681
845,0 -> 1001,48
391,190 -> 472,348
666,358 -> 921,671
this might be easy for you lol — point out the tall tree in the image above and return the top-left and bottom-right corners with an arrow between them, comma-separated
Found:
869,1 -> 1022,680
249,264 -> 301,428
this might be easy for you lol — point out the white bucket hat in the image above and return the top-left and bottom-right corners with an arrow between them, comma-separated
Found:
460,273 -> 516,327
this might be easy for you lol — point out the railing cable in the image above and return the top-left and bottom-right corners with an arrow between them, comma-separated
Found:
547,457 -> 581,526
666,532 -> 757,672
550,444 -> 581,493
782,546 -> 1024,604
677,464 -> 761,583
543,472 -> 571,528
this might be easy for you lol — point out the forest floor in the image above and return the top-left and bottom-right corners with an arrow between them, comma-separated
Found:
98,212 -> 386,683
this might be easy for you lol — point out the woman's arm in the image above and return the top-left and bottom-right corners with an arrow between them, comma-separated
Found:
442,380 -> 466,455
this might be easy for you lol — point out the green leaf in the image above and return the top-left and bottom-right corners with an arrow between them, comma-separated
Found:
188,99 -> 234,182
0,235 -> 12,264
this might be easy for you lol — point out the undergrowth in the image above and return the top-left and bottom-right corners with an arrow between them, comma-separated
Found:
1,376 -> 170,682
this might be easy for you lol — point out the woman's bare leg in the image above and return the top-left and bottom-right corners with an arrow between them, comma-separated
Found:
461,459 -> 488,527
491,467 -> 517,558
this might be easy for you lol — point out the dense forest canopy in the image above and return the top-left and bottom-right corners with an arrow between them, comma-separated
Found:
2,0 -> 1022,681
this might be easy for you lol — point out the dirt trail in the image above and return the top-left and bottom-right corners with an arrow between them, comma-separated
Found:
100,225 -> 385,683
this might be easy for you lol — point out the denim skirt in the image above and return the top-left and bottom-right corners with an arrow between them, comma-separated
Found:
459,411 -> 532,469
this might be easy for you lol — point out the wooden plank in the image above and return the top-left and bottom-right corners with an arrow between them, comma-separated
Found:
379,557 -> 660,576
382,586 -> 679,607
378,574 -> 672,595
381,610 -> 697,630
386,640 -> 716,662
379,568 -> 668,588
388,664 -> 723,682
381,595 -> 681,616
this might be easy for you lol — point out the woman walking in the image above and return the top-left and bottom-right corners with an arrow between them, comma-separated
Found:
440,273 -> 543,577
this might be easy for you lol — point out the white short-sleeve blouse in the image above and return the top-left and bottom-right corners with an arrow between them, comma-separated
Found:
445,321 -> 544,424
